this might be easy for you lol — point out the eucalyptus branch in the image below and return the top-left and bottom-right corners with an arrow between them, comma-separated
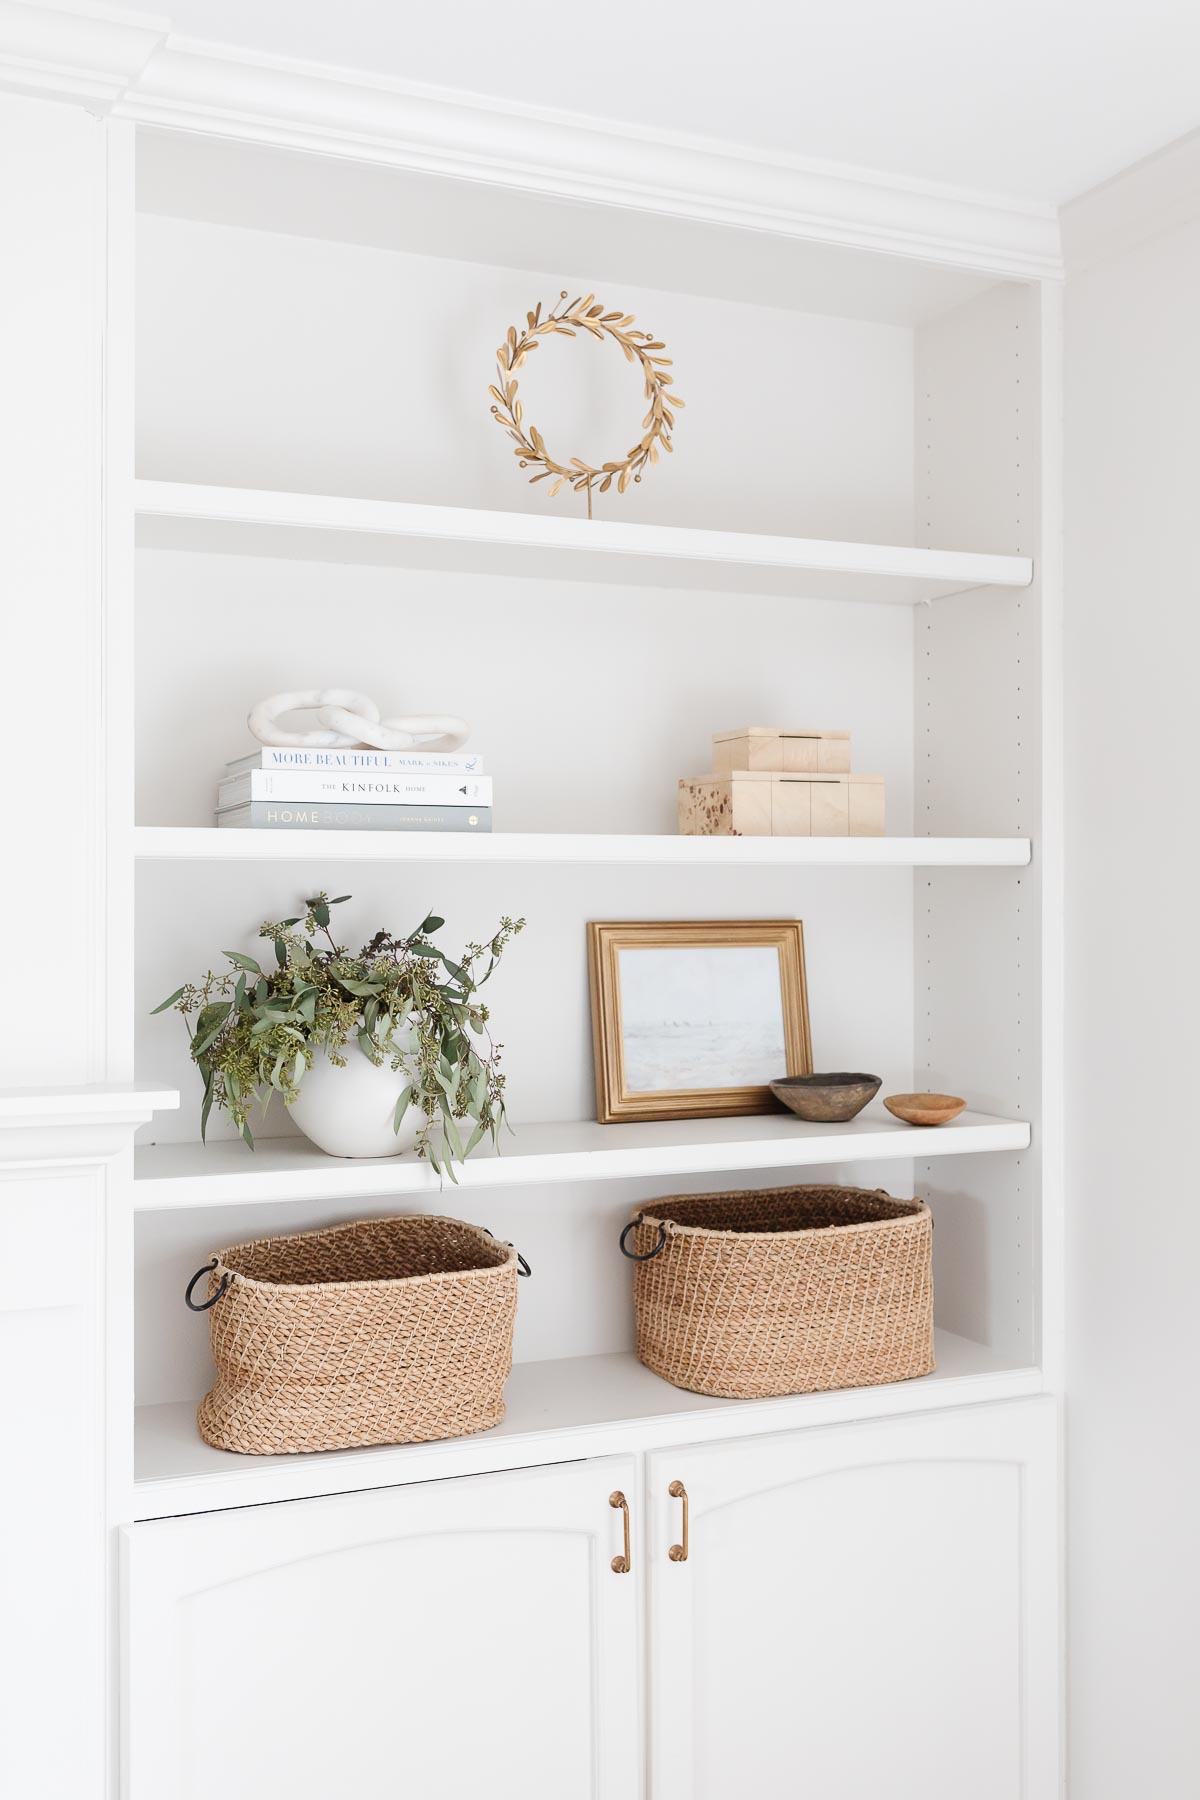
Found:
153,891 -> 525,1161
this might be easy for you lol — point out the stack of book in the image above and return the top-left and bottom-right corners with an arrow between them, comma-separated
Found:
216,747 -> 493,832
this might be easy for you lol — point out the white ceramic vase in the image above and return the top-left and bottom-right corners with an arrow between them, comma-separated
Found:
287,1040 -> 420,1159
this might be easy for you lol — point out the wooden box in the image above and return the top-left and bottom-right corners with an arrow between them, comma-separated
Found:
712,726 -> 852,776
679,771 -> 885,837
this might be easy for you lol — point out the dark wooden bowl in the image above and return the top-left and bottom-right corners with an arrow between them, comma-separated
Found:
769,1073 -> 882,1124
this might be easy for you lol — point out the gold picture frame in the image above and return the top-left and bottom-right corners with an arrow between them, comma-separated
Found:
587,920 -> 812,1124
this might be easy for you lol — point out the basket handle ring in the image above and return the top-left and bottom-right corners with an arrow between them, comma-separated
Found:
619,1215 -> 668,1262
482,1228 -> 532,1277
185,1258 -> 231,1312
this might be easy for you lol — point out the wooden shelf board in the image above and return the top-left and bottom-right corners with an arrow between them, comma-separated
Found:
133,1106 -> 1030,1209
132,1334 -> 1043,1520
134,826 -> 1032,868
134,481 -> 1033,604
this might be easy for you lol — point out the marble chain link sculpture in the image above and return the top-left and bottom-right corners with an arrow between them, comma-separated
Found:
247,690 -> 470,751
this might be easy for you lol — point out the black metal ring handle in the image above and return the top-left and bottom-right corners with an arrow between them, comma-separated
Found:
484,1228 -> 532,1278
185,1258 -> 230,1312
619,1215 -> 669,1262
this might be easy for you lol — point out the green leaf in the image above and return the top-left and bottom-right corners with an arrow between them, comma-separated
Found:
150,986 -> 186,1015
240,1118 -> 255,1149
336,977 -> 385,997
191,1002 -> 232,1059
223,951 -> 263,973
199,1073 -> 214,1143
274,938 -> 288,968
465,1119 -> 487,1156
392,1084 -> 413,1133
421,914 -> 445,933
441,1106 -> 465,1161
330,895 -> 352,905
440,956 -> 467,982
313,901 -> 330,928
409,944 -> 441,960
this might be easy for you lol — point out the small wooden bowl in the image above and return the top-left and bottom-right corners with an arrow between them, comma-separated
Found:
884,1092 -> 967,1127
770,1073 -> 882,1124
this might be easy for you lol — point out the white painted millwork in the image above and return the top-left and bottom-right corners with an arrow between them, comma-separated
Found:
0,5 -> 1071,1796
122,1457 -> 642,1800
0,1088 -> 173,1800
133,1107 -> 1030,1208
124,1397 -> 1057,1800
134,826 -> 1032,866
134,479 -> 1033,603
646,1399 -> 1059,1800
131,1335 -> 1041,1522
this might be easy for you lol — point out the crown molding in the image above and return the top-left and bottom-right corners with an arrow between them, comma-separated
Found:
1060,127 -> 1200,274
0,4 -> 1062,280
0,0 -> 165,107
117,39 -> 1062,280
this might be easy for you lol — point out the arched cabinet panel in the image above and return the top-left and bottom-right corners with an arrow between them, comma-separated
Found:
646,1398 -> 1058,1800
122,1455 -> 641,1800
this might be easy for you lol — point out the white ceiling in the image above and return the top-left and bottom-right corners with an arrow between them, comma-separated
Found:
160,0 -> 1200,207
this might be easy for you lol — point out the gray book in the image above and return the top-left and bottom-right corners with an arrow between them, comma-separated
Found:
216,802 -> 493,832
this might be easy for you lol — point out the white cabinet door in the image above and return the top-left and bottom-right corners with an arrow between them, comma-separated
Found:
123,1456 -> 642,1800
646,1398 -> 1059,1800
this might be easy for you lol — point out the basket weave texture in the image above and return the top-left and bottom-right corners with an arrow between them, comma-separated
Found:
197,1215 -> 517,1455
628,1185 -> 934,1399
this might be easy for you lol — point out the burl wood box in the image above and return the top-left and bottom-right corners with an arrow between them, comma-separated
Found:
679,770 -> 886,837
712,726 -> 852,776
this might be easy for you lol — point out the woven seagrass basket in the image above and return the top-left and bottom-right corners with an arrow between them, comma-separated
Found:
621,1185 -> 934,1399
185,1215 -> 522,1455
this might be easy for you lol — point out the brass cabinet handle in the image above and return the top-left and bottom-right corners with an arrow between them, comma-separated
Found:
668,1480 -> 689,1562
609,1490 -> 631,1574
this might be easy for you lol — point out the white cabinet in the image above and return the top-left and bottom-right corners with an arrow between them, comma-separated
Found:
123,1402 -> 1059,1800
122,1455 -> 642,1800
645,1399 -> 1059,1800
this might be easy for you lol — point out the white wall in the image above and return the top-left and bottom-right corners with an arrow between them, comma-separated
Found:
136,212 -> 915,541
1064,200 -> 1200,1796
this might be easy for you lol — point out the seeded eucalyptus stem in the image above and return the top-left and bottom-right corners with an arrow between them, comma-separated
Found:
153,892 -> 525,1178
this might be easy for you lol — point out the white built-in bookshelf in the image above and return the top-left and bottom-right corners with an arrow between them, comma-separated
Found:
122,122 -> 1056,1501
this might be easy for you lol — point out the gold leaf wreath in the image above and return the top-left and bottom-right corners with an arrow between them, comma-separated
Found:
489,290 -> 684,512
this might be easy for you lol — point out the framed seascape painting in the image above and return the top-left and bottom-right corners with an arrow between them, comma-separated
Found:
587,920 -> 812,1123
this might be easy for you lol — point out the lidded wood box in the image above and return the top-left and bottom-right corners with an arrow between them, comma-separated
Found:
679,770 -> 885,837
713,726 -> 851,775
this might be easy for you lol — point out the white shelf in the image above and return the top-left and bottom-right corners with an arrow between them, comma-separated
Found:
134,826 -> 1031,868
0,1083 -> 178,1123
132,1333 -> 1042,1520
134,481 -> 1033,605
133,1106 -> 1030,1209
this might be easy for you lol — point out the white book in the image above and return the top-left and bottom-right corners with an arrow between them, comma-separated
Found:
217,803 -> 492,832
226,746 -> 485,775
217,770 -> 493,809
